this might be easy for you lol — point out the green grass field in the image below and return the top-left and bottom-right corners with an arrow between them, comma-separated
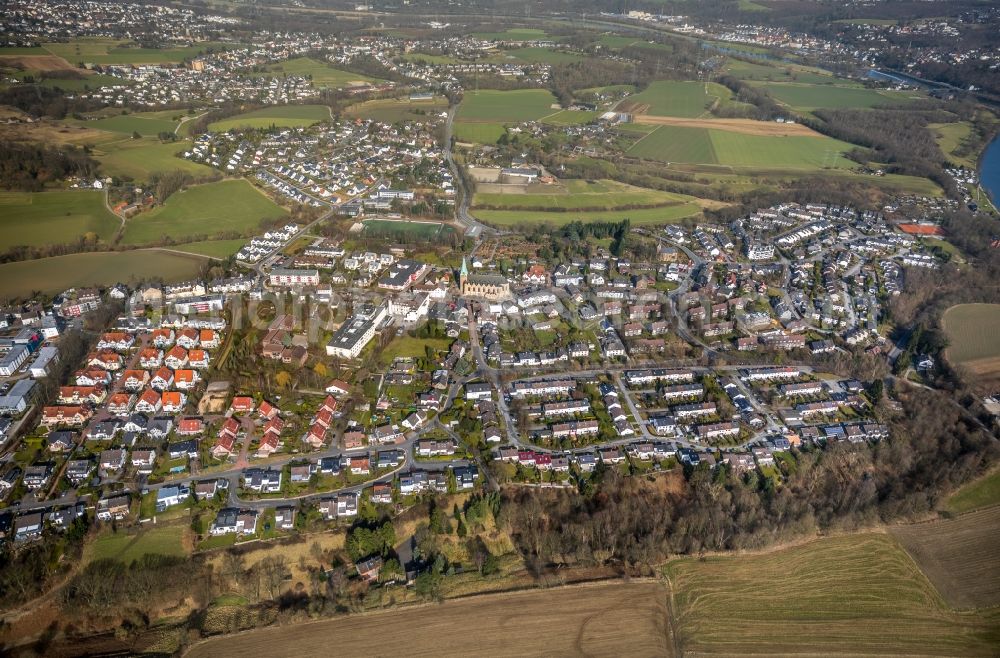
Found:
472,28 -> 549,40
506,47 -> 584,65
85,525 -> 188,564
453,122 -> 507,144
0,190 -> 119,250
258,57 -> 378,88
173,238 -> 246,259
0,250 -> 204,299
946,470 -> 1000,515
379,336 -> 453,365
475,179 -> 694,211
94,137 -> 215,181
930,121 -> 977,169
617,81 -> 733,118
665,533 -> 1000,656
80,112 -> 180,136
475,202 -> 702,227
627,124 -> 855,170
361,219 -> 447,239
345,97 -> 448,123
41,38 -> 232,65
122,179 -> 287,245
457,89 -> 558,123
757,82 -> 920,110
208,104 -> 330,132
540,110 -> 599,126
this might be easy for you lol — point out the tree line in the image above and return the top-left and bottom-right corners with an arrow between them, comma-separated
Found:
0,141 -> 98,191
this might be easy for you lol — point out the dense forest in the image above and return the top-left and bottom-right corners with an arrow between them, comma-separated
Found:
0,141 -> 98,191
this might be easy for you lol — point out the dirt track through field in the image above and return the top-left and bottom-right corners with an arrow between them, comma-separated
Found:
186,580 -> 673,658
631,115 -> 822,137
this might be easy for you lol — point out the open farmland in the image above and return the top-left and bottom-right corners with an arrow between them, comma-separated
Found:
79,112 -> 180,136
41,38 -> 231,65
627,124 -> 855,170
506,47 -> 585,65
616,81 -> 733,118
345,96 -> 448,123
0,190 -> 119,250
172,238 -> 246,259
946,469 -> 1000,514
756,82 -> 919,110
475,202 -> 703,227
665,533 -> 1000,656
122,179 -> 287,245
187,580 -> 674,658
474,179 -> 698,212
942,303 -> 1000,381
0,250 -> 204,299
457,89 -> 558,123
890,506 -> 1000,609
452,122 -> 506,144
471,28 -> 550,41
258,57 -> 379,88
208,104 -> 330,132
94,136 -> 215,181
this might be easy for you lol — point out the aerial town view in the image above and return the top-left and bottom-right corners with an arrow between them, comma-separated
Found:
0,0 -> 998,655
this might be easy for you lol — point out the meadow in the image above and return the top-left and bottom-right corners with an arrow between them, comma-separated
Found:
474,179 -> 696,211
942,303 -> 1000,379
79,112 -> 180,136
540,109 -> 599,126
187,581 -> 674,658
93,136 -> 215,181
506,47 -> 585,65
628,124 -> 855,170
173,238 -> 246,259
208,104 -> 330,132
258,57 -> 378,88
616,81 -> 733,118
122,179 -> 287,245
41,38 -> 232,65
475,202 -> 702,227
0,250 -> 204,299
85,525 -> 188,565
756,81 -> 919,110
0,189 -> 119,250
930,121 -> 977,169
452,122 -> 506,144
890,506 -> 1000,609
345,97 -> 448,123
665,533 -> 1000,656
946,469 -> 1000,514
456,89 -> 558,123
471,28 -> 550,41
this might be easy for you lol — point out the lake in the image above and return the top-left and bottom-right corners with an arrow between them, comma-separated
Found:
980,133 -> 1000,206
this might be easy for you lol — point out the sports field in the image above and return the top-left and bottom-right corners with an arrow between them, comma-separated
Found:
665,533 -> 1000,656
361,219 -> 448,239
616,81 -> 733,118
41,38 -> 232,66
345,97 -> 448,123
890,506 -> 1000,609
94,137 -> 215,181
0,190 -> 119,250
756,82 -> 919,110
122,179 -> 287,245
208,105 -> 330,132
258,57 -> 379,88
187,581 -> 674,658
0,250 -> 204,299
942,303 -> 1000,380
627,124 -> 855,170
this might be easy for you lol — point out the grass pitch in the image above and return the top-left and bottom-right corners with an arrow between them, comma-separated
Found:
122,179 -> 287,245
0,190 -> 119,250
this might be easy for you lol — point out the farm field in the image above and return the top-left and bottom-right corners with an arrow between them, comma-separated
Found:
41,38 -> 232,65
78,112 -> 180,136
456,89 -> 558,123
506,47 -> 585,65
627,124 -> 855,170
0,250 -> 204,299
0,189 -> 119,250
345,96 -> 448,123
946,469 -> 1000,514
93,136 -> 215,181
187,580 -> 674,658
258,57 -> 378,88
84,525 -> 188,565
474,179 -> 696,211
665,533 -> 1000,656
475,202 -> 703,227
122,179 -> 287,245
208,104 -> 330,132
540,109 -> 599,125
452,122 -> 506,144
942,303 -> 1000,380
616,81 -> 733,118
890,506 -> 1000,609
755,82 -> 919,110
471,28 -> 550,41
172,238 -> 246,259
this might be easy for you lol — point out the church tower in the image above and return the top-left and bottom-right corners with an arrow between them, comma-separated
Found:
459,257 -> 469,293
